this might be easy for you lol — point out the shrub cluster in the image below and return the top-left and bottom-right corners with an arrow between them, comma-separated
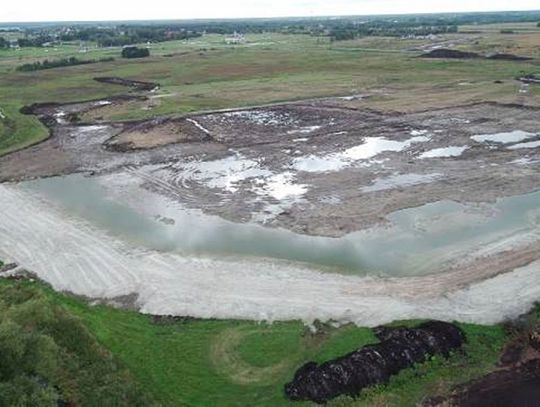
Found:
121,46 -> 150,59
0,281 -> 153,405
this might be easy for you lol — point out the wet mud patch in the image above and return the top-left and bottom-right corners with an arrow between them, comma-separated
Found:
2,100 -> 540,238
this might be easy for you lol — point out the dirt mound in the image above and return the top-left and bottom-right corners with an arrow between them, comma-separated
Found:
486,53 -> 533,61
94,77 -> 159,91
284,321 -> 465,404
105,117 -> 213,151
421,49 -> 533,62
425,360 -> 540,407
420,49 -> 481,59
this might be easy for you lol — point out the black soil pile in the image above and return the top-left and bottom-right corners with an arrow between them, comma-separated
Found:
284,321 -> 466,404
421,49 -> 533,62
94,77 -> 159,91
486,53 -> 533,61
420,49 -> 481,59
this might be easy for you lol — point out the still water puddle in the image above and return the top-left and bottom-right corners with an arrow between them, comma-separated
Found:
293,136 -> 429,173
419,146 -> 468,159
472,130 -> 538,144
508,140 -> 540,150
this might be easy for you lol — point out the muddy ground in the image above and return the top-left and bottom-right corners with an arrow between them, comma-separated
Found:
1,98 -> 539,238
0,95 -> 539,326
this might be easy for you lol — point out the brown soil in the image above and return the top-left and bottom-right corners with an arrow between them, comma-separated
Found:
1,98 -> 539,239
94,77 -> 159,91
105,118 -> 213,151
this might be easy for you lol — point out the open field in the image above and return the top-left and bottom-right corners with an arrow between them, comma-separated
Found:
1,31 -> 539,154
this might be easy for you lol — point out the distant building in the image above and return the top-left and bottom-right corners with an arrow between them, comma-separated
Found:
225,32 -> 246,45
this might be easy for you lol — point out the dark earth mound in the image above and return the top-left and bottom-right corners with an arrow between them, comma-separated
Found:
486,53 -> 533,61
94,76 -> 159,91
284,321 -> 465,404
420,49 -> 481,59
424,359 -> 540,407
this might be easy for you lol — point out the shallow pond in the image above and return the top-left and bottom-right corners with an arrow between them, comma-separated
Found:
23,174 -> 540,277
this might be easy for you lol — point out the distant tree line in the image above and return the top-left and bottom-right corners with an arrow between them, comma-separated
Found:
16,56 -> 115,72
328,24 -> 458,41
55,26 -> 201,47
121,46 -> 150,59
8,10 -> 540,48
17,36 -> 55,47
0,37 -> 8,48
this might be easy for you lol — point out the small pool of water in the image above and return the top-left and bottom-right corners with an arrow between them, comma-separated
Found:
419,146 -> 468,158
472,130 -> 538,144
22,174 -> 540,277
508,140 -> 540,150
293,135 -> 429,173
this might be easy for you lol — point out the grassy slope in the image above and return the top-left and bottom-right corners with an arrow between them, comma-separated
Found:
0,279 -> 507,407
1,32 -> 539,155
0,279 -> 154,406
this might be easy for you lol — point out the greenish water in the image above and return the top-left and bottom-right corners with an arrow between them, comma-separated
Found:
24,174 -> 540,277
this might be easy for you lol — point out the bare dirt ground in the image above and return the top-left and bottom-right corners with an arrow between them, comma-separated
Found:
2,98 -> 539,238
0,93 -> 539,325
105,117 -> 213,151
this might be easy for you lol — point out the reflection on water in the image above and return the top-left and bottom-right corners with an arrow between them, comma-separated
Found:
293,135 -> 429,173
472,130 -> 538,144
23,174 -> 540,277
419,146 -> 468,159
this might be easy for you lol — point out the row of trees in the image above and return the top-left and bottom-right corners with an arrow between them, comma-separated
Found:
30,26 -> 202,47
16,56 -> 115,72
329,24 -> 458,41
7,11 -> 540,49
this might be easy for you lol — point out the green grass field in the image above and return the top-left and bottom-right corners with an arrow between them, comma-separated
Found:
0,278 -> 509,406
1,31 -> 539,155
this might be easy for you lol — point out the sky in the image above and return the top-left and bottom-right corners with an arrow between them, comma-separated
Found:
1,0 -> 539,23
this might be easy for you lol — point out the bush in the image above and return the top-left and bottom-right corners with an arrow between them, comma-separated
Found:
121,46 -> 150,59
0,282 -> 154,405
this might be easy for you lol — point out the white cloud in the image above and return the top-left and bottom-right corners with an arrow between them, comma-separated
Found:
0,0 -> 538,23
